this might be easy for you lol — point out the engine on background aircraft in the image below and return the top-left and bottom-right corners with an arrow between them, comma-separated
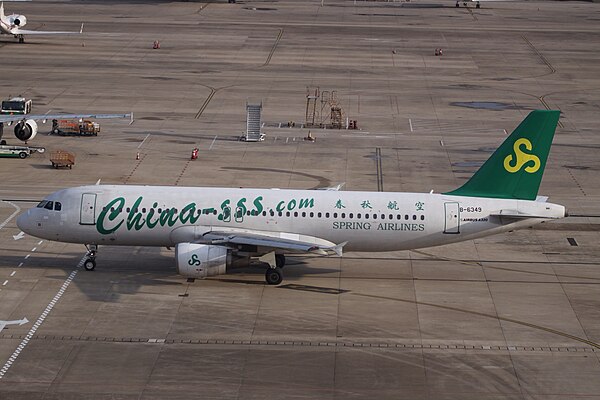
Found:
14,119 -> 37,142
9,14 -> 27,27
176,243 -> 248,279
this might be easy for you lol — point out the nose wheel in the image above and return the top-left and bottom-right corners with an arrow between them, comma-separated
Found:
83,244 -> 97,271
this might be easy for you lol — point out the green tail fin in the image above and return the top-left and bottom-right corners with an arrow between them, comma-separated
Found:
444,110 -> 560,200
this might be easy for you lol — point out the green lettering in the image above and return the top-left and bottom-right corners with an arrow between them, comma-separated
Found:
96,197 -> 125,235
276,201 -> 285,212
287,199 -> 297,211
218,199 -> 231,221
253,196 -> 264,215
298,198 -> 315,209
126,197 -> 145,231
180,203 -> 199,224
146,202 -> 160,229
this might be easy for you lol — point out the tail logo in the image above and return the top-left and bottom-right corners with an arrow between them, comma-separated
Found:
503,138 -> 541,174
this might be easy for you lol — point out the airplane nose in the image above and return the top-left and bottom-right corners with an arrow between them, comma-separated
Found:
16,210 -> 32,234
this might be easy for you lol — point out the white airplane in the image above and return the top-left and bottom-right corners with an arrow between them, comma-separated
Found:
0,112 -> 132,145
0,2 -> 83,43
17,110 -> 566,285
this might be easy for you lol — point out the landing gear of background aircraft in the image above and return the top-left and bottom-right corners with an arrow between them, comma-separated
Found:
476,1 -> 480,8
275,254 -> 286,269
456,1 -> 460,7
17,35 -> 24,44
83,244 -> 97,271
265,267 -> 283,285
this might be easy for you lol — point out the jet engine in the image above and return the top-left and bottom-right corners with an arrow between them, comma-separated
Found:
14,119 -> 38,142
176,243 -> 232,279
10,15 -> 27,26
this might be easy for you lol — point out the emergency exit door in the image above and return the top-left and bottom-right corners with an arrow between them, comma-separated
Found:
80,193 -> 97,225
444,202 -> 460,234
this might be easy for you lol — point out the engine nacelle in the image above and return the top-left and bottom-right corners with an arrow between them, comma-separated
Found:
10,15 -> 27,26
14,119 -> 37,142
176,243 -> 230,279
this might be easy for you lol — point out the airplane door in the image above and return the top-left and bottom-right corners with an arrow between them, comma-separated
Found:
80,193 -> 97,225
444,202 -> 460,234
235,207 -> 245,223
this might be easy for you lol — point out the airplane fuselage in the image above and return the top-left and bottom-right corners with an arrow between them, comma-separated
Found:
18,185 -> 565,253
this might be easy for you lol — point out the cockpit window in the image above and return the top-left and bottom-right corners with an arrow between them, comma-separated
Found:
37,200 -> 48,208
54,202 -> 62,211
44,201 -> 54,210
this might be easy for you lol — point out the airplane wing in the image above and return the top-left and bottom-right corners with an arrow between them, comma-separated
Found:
204,230 -> 347,256
489,210 -> 559,219
170,225 -> 347,256
12,23 -> 84,36
0,113 -> 132,124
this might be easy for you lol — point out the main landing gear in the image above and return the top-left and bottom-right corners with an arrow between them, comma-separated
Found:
83,244 -> 97,271
15,34 -> 24,44
262,252 -> 286,285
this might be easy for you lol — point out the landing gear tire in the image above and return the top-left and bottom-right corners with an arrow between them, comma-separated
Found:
18,35 -> 24,44
275,254 -> 286,269
84,258 -> 96,271
265,267 -> 283,285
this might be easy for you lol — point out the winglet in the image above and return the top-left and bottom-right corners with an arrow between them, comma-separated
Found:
330,241 -> 347,257
0,3 -> 5,21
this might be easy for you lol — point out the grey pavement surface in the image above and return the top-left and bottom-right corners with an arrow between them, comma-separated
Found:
0,0 -> 600,398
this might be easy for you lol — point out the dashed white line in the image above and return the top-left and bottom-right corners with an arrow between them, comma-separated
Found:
2,280 -> 7,286
10,271 -> 15,277
17,263 -> 23,268
137,133 -> 151,149
37,240 -> 43,245
24,254 -> 30,259
409,118 -> 414,133
31,247 -> 37,252
0,260 -> 80,379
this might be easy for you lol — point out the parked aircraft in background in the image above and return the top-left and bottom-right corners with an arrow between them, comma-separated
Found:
0,112 -> 132,144
17,111 -> 565,285
0,2 -> 83,43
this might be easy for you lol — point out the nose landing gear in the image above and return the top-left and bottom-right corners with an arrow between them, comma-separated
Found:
83,244 -> 97,271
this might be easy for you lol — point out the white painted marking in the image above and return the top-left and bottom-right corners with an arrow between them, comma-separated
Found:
2,281 -> 7,286
0,266 -> 78,379
10,271 -> 15,277
440,140 -> 445,147
24,255 -> 30,259
209,135 -> 217,150
31,247 -> 37,252
12,232 -> 25,241
409,118 -> 414,132
37,240 -> 43,245
17,263 -> 23,268
0,201 -> 20,231
137,133 -> 151,149
285,137 -> 289,143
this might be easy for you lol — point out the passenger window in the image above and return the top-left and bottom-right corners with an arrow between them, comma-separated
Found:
302,212 -> 306,217
158,208 -> 162,214
270,210 -> 275,216
142,208 -> 146,213
262,211 -> 267,216
341,213 -> 346,218
294,212 -> 298,217
286,211 -> 291,217
397,214 -> 401,220
349,213 -> 353,218
365,214 -> 369,219
318,212 -> 322,218
326,213 -> 330,218
44,201 -> 54,210
279,212 -> 283,217
421,215 -> 425,221
333,213 -> 338,218
405,215 -> 409,220
373,214 -> 377,220
54,202 -> 62,211
310,212 -> 314,218
413,215 -> 417,220
357,213 -> 361,219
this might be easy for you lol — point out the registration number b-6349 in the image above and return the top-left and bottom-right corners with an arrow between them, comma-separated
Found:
459,206 -> 482,213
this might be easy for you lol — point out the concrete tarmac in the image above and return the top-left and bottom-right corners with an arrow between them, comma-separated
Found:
1,0 -> 600,398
